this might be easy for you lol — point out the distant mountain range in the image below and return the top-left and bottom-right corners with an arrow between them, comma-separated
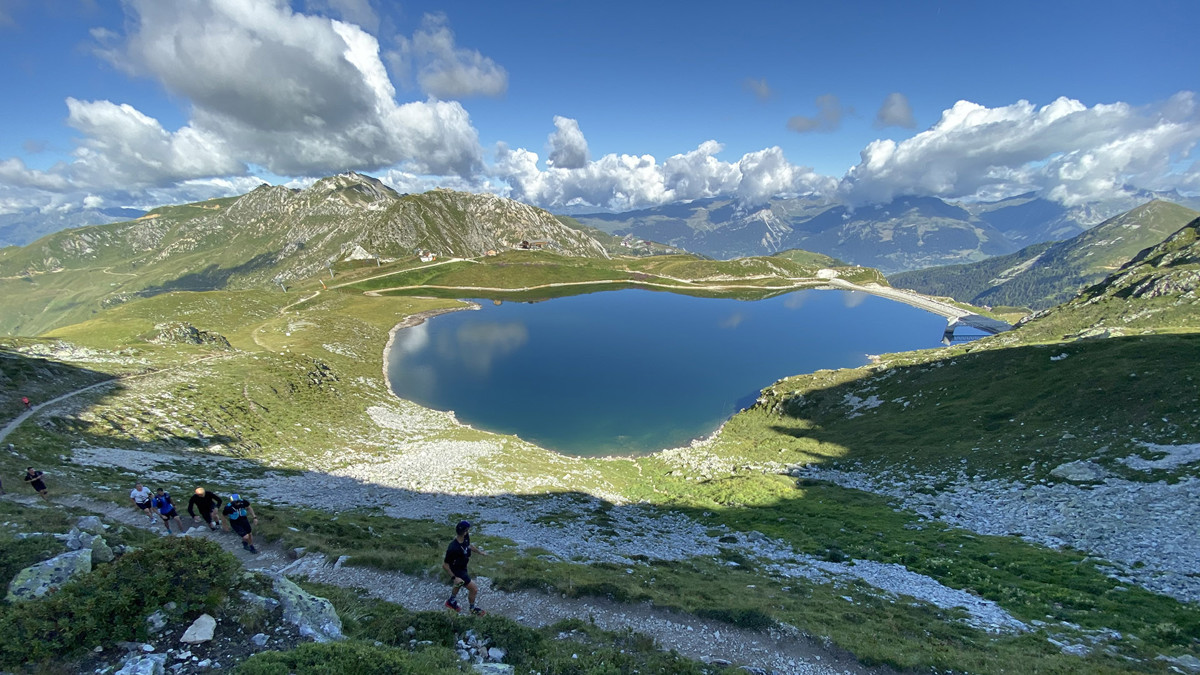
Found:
0,173 -> 616,336
0,206 -> 145,249
888,200 -> 1200,310
571,190 -> 1200,274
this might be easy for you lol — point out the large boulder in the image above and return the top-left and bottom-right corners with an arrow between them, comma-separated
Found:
1050,460 -> 1109,482
270,574 -> 343,642
6,549 -> 92,602
76,516 -> 107,535
91,536 -> 115,564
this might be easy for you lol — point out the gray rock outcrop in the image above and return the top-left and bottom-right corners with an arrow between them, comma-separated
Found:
1049,460 -> 1109,482
270,574 -> 343,642
150,322 -> 232,350
91,536 -> 115,564
76,516 -> 106,534
146,609 -> 169,634
473,665 -> 515,674
115,652 -> 167,675
6,549 -> 92,602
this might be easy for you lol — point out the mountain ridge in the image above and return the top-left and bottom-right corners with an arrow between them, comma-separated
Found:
889,200 -> 1200,310
0,174 -> 616,335
570,191 -> 1200,273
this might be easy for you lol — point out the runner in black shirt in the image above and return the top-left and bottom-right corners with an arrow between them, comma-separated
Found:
23,467 -> 49,501
443,520 -> 487,614
188,487 -> 223,531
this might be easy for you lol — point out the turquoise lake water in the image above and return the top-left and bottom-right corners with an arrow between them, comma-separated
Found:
386,288 -> 949,456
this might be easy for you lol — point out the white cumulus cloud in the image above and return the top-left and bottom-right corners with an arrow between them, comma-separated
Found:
841,91 -> 1200,206
392,13 -> 508,99
65,97 -> 243,187
0,0 -> 487,198
496,123 -> 833,211
546,116 -> 590,169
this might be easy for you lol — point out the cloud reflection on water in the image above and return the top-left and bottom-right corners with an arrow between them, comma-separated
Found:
841,290 -> 868,308
447,321 -> 530,375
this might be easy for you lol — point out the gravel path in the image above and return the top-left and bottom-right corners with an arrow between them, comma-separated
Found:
13,492 -> 891,675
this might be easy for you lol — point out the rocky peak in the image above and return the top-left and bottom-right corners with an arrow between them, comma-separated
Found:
304,172 -> 399,206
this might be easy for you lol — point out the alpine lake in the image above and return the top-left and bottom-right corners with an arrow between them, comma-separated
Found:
387,288 -> 975,456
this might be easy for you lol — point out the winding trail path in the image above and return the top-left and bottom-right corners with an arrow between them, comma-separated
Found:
1,379 -> 118,444
0,353 -> 231,446
2,490 -> 892,675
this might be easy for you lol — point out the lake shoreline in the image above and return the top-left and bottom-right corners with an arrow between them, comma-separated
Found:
381,301 -> 481,395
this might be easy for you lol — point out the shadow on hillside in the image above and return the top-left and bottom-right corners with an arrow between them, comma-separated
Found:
756,333 -> 1200,475
134,251 -> 283,298
0,347 -> 118,428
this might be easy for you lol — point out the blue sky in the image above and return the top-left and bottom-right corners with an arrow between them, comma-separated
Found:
1,0 -> 1197,214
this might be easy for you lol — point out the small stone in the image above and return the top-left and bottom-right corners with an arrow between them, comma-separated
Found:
251,633 -> 268,647
487,646 -> 506,661
180,614 -> 216,644
146,610 -> 168,634
141,644 -> 155,653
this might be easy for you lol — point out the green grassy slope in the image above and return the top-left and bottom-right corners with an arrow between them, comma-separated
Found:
1010,215 -> 1200,343
341,250 -> 870,301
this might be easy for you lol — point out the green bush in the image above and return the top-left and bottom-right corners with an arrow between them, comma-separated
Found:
0,537 -> 239,667
694,607 -> 776,631
234,640 -> 465,674
0,536 -> 66,590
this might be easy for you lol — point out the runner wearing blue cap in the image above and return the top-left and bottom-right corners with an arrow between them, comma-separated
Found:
222,493 -> 258,553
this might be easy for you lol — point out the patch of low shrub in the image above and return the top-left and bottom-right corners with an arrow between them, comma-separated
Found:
694,606 -> 776,631
0,536 -> 66,590
0,537 -> 239,667
234,640 -> 464,674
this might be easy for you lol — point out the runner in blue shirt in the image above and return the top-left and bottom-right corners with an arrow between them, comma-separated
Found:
151,488 -> 186,534
222,494 -> 259,553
